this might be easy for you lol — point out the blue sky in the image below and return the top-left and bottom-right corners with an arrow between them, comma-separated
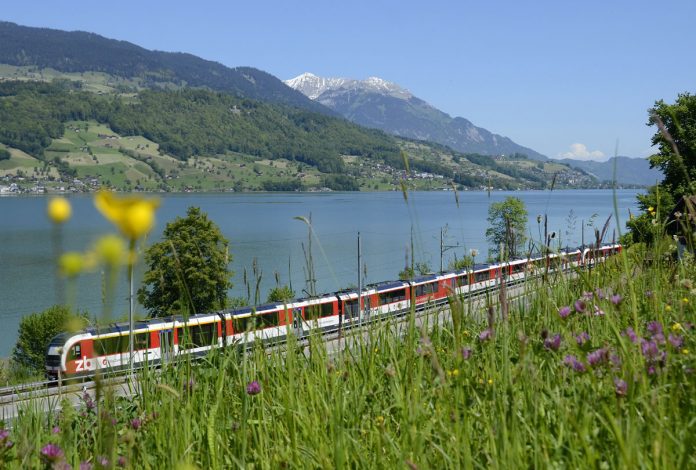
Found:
3,0 -> 695,160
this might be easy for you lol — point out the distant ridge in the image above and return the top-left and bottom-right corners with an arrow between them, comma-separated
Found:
558,156 -> 662,186
286,72 -> 548,160
0,21 -> 332,114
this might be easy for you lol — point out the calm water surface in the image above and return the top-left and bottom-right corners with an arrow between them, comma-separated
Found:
0,189 -> 640,356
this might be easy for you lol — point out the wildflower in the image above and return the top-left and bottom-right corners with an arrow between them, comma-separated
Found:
544,334 -> 562,352
478,328 -> 493,342
648,206 -> 654,213
595,288 -> 607,300
641,340 -> 660,360
665,305 -> 672,312
94,234 -> 127,267
587,347 -> 609,367
574,299 -> 586,313
622,327 -> 639,343
118,456 -> 127,467
52,425 -> 61,434
593,305 -> 605,316
683,349 -> 690,355
131,418 -> 142,430
645,290 -> 653,298
614,378 -> 628,397
682,297 -> 689,304
672,322 -> 684,332
94,190 -> 160,240
487,378 -> 493,385
582,291 -> 594,301
575,331 -> 590,347
452,369 -> 460,377
375,415 -> 385,426
610,294 -> 622,306
461,347 -> 472,360
563,355 -> 586,373
246,380 -> 262,395
97,456 -> 109,467
80,462 -> 93,470
647,321 -> 664,338
47,197 -> 72,224
668,334 -> 684,349
0,428 -> 13,449
40,443 -> 64,463
558,306 -> 572,319
59,252 -> 85,277
609,353 -> 622,369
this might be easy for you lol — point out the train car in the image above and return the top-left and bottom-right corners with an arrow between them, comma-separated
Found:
289,294 -> 341,335
368,280 -> 411,318
225,302 -> 290,344
409,274 -> 450,311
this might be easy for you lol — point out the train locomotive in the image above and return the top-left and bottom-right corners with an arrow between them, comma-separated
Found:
46,244 -> 621,380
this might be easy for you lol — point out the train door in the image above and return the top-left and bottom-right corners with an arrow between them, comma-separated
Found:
292,307 -> 304,338
160,330 -> 174,364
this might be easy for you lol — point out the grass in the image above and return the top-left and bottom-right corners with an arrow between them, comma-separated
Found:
2,240 -> 695,468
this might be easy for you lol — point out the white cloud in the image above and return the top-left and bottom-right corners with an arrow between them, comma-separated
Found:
557,143 -> 606,161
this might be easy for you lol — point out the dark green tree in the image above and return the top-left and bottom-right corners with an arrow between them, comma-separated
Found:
138,206 -> 232,317
648,93 -> 696,199
11,305 -> 88,373
486,197 -> 528,259
267,285 -> 295,303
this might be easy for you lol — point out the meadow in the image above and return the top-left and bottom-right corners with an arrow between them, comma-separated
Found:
1,235 -> 694,469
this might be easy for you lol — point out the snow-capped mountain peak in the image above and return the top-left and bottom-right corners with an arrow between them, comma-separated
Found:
285,73 -> 412,100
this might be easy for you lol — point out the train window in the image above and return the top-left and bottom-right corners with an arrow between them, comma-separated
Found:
70,343 -> 82,360
94,336 -> 129,356
454,275 -> 468,287
512,264 -> 525,273
379,289 -> 406,305
415,283 -> 436,297
233,316 -> 259,333
134,333 -> 150,350
474,271 -> 489,283
344,299 -> 359,318
258,311 -> 280,328
180,323 -> 217,348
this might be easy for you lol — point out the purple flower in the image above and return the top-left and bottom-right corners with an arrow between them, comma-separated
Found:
0,428 -> 12,449
118,456 -> 127,467
246,380 -> 262,395
587,347 -> 609,367
647,321 -> 663,337
544,334 -> 562,351
80,462 -> 93,470
461,347 -> 472,360
609,353 -> 622,369
611,294 -> 623,306
51,425 -> 61,434
595,288 -> 607,300
478,329 -> 493,342
97,456 -> 109,467
574,299 -> 586,313
593,305 -> 605,316
558,306 -> 572,319
575,331 -> 591,347
641,340 -> 660,359
131,418 -> 142,430
614,378 -> 628,397
563,354 -> 586,372
40,443 -> 64,462
622,327 -> 639,343
668,334 -> 684,348
582,291 -> 594,301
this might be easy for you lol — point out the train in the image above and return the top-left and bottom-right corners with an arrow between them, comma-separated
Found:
46,243 -> 621,380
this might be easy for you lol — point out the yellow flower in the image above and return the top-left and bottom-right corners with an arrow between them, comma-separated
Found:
375,416 -> 384,426
487,378 -> 494,385
94,190 -> 159,240
682,349 -> 690,355
452,369 -> 459,377
682,298 -> 689,304
672,323 -> 683,332
94,234 -> 127,267
665,305 -> 672,312
59,252 -> 84,277
47,197 -> 71,224
648,206 -> 655,213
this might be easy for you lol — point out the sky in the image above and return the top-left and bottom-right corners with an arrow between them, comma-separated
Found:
3,0 -> 695,161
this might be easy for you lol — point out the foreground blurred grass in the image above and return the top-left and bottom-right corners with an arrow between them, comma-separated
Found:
2,243 -> 695,469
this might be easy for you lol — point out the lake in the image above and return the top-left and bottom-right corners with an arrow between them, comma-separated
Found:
0,189 -> 641,356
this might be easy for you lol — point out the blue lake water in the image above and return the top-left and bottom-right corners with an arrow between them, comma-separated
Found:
0,189 -> 641,356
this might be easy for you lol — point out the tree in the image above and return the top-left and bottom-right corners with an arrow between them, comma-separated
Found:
138,206 -> 232,317
267,285 -> 295,303
11,305 -> 88,373
647,93 -> 696,199
486,197 -> 528,259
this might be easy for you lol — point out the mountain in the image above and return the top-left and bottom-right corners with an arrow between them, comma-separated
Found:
0,21 -> 331,114
285,72 -> 548,160
558,156 -> 662,186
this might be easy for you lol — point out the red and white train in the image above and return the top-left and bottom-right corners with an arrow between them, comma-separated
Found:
46,244 -> 621,379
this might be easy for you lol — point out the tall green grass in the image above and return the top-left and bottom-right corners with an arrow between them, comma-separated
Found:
2,239 -> 695,468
